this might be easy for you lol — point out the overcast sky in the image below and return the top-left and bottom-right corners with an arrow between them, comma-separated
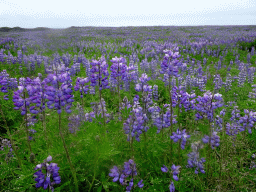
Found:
1,0 -> 256,28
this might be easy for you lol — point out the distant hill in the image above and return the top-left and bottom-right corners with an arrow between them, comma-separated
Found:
0,27 -> 51,32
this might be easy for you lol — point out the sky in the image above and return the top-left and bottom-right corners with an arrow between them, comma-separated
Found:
0,0 -> 256,28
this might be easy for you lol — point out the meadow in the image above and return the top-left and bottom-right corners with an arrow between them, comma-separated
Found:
1,25 -> 256,191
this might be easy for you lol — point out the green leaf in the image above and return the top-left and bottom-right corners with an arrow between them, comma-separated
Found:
97,185 -> 102,192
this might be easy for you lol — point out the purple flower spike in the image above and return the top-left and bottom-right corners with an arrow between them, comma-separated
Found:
109,159 -> 143,190
109,166 -> 120,182
34,156 -> 61,191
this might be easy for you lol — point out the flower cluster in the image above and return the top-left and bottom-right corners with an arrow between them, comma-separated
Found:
91,98 -> 109,118
0,136 -> 13,163
0,69 -> 13,100
12,77 -> 35,115
238,109 -> 256,134
161,164 -> 181,192
73,77 -> 90,98
202,131 -> 220,149
249,84 -> 256,100
223,73 -> 232,92
186,141 -> 206,174
109,56 -> 128,90
135,73 -> 152,92
160,48 -> 181,78
44,72 -> 74,114
171,86 -> 195,111
170,128 -> 191,149
152,85 -> 159,101
226,122 -> 239,147
90,56 -> 110,91
249,153 -> 256,170
34,155 -> 61,191
109,159 -> 144,192
213,74 -> 222,91
195,91 -> 223,122
120,96 -> 132,111
123,99 -> 149,142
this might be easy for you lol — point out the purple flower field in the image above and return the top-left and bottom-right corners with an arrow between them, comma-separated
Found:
1,25 -> 256,191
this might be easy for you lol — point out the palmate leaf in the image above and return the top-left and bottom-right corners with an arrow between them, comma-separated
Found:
12,171 -> 34,191
100,142 -> 121,159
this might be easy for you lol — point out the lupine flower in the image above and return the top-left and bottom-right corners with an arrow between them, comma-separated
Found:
249,153 -> 256,170
247,67 -> 255,84
152,85 -> 159,101
34,155 -> 61,191
160,48 -> 181,87
120,96 -> 132,111
135,73 -> 151,92
0,137 -> 14,163
123,99 -> 149,142
223,73 -> 232,92
161,164 -> 181,191
238,64 -> 247,87
90,56 -> 110,90
170,129 -> 190,149
90,98 -> 110,121
44,72 -> 74,114
213,74 -> 222,91
109,166 -> 120,182
169,181 -> 175,192
214,115 -> 223,132
110,56 -> 128,91
195,91 -> 223,122
74,77 -> 90,98
249,84 -> 256,99
226,122 -> 239,147
109,159 -> 143,191
202,131 -> 220,149
0,69 -> 13,100
186,141 -> 206,174
238,109 -> 256,134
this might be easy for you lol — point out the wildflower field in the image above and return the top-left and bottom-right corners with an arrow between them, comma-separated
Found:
1,25 -> 256,191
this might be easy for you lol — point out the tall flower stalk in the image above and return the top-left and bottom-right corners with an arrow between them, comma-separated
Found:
90,56 -> 110,136
195,91 -> 223,180
160,47 -> 181,164
13,77 -> 35,162
110,56 -> 127,120
44,69 -> 79,192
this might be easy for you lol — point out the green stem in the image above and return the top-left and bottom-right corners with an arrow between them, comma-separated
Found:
57,80 -> 79,192
207,120 -> 212,181
117,64 -> 121,121
97,63 -> 107,137
42,96 -> 49,155
130,114 -> 135,159
23,92 -> 32,154
178,140 -> 181,164
89,139 -> 99,192
143,131 -> 147,158
58,112 -> 79,192
168,76 -> 173,165
99,89 -> 107,137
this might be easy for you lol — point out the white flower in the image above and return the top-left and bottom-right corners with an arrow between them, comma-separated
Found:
214,93 -> 222,98
18,86 -> 24,91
